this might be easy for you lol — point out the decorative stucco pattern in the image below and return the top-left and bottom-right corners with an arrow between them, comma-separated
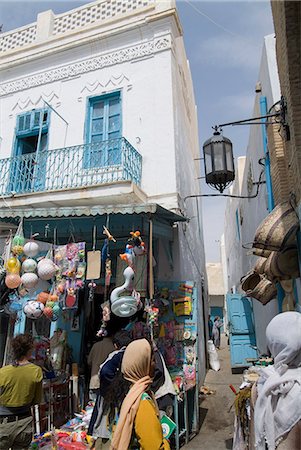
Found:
0,37 -> 171,96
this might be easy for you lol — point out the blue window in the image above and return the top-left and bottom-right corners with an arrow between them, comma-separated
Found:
85,92 -> 121,168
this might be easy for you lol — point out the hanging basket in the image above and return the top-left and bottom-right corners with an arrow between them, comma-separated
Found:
246,278 -> 277,305
241,271 -> 261,292
252,248 -> 272,258
265,246 -> 300,281
254,257 -> 267,274
252,201 -> 299,252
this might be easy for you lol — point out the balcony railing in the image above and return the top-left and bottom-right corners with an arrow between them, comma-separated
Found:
0,137 -> 142,196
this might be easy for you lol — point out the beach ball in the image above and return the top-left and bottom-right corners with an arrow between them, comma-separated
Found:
5,274 -> 21,289
12,245 -> 24,256
43,307 -> 53,319
23,300 -> 44,319
13,235 -> 25,247
52,304 -> 60,315
37,260 -> 57,281
6,257 -> 21,273
37,292 -> 49,305
22,259 -> 37,273
23,241 -> 39,258
45,301 -> 54,309
21,272 -> 39,289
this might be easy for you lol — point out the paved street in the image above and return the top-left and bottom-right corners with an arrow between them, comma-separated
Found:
183,335 -> 242,450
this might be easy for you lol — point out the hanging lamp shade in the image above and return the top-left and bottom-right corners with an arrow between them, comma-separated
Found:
203,129 -> 235,193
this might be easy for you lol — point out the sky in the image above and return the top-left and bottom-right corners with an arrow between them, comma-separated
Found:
0,0 -> 275,261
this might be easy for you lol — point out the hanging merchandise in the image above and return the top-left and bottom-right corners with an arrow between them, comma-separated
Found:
21,272 -> 39,289
12,220 -> 25,256
23,241 -> 40,258
54,242 -> 86,310
23,300 -> 45,319
5,256 -> 21,274
5,273 -> 22,289
37,258 -> 57,281
22,258 -> 37,273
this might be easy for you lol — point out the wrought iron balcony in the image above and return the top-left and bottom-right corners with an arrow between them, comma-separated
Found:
0,137 -> 142,196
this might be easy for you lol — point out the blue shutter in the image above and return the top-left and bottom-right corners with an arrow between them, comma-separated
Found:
85,92 -> 121,168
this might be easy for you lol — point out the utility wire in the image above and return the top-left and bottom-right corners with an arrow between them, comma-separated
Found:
184,0 -> 239,37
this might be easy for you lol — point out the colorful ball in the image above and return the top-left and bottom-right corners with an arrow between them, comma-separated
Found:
45,301 -> 54,309
37,292 -> 49,304
13,235 -> 25,247
21,272 -> 39,289
23,241 -> 39,258
22,258 -> 37,273
52,304 -> 60,315
6,257 -> 21,273
5,274 -> 21,289
23,300 -> 44,319
37,261 -> 57,281
43,307 -> 53,319
12,245 -> 24,256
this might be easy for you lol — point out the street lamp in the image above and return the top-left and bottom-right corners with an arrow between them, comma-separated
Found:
203,127 -> 234,193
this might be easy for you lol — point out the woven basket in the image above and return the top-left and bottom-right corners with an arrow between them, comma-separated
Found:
265,246 -> 300,281
254,257 -> 267,274
252,248 -> 272,258
252,201 -> 299,252
241,271 -> 261,292
247,278 -> 277,305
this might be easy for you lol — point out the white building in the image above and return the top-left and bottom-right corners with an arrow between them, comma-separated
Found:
0,0 -> 207,380
206,262 -> 225,325
223,35 -> 280,354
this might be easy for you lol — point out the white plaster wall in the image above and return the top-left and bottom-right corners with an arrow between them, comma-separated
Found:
223,35 -> 280,353
206,262 -> 225,295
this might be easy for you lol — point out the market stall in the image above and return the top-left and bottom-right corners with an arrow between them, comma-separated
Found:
0,207 -> 202,449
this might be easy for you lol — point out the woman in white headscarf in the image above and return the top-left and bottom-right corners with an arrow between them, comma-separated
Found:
253,311 -> 301,450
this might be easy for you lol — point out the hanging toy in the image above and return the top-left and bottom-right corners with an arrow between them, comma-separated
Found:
5,273 -> 22,289
88,281 -> 96,303
37,259 -> 57,281
5,257 -> 21,274
119,231 -> 146,267
96,301 -> 111,337
23,241 -> 39,258
21,272 -> 39,289
12,245 -> 24,256
22,258 -> 37,273
37,292 -> 50,305
23,300 -> 44,319
13,235 -> 25,247
110,266 -> 139,317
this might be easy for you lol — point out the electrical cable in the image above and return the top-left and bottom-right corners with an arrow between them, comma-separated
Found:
184,170 -> 265,202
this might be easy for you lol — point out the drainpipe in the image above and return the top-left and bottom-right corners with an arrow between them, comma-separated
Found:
260,96 -> 274,212
260,96 -> 284,311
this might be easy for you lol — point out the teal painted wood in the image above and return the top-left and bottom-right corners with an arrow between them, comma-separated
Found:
85,91 -> 122,168
0,137 -> 142,195
226,293 -> 257,368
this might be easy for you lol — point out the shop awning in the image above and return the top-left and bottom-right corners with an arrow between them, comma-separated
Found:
0,203 -> 186,223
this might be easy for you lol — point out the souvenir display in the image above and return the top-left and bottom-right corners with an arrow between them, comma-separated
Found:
54,242 -> 86,310
23,241 -> 40,258
23,300 -> 44,319
21,272 -> 39,289
5,273 -> 22,289
22,258 -> 37,273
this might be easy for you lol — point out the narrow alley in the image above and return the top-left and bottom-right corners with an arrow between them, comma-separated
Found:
184,335 -> 242,450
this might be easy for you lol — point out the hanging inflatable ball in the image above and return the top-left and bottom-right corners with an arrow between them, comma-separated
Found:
5,274 -> 21,289
6,257 -> 21,274
37,259 -> 57,281
22,258 -> 37,273
12,245 -> 24,256
13,235 -> 25,247
23,300 -> 44,319
43,307 -> 53,320
23,241 -> 39,258
21,272 -> 39,289
52,303 -> 60,315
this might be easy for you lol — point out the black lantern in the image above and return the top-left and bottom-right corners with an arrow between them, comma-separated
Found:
203,127 -> 235,193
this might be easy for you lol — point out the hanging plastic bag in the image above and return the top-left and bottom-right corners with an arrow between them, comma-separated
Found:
207,339 -> 220,371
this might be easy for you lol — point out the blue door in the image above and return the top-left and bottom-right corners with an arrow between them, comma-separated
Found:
226,293 -> 257,368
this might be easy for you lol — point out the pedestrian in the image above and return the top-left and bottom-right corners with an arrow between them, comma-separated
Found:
253,312 -> 301,450
0,333 -> 43,450
89,330 -> 132,449
110,338 -> 170,450
208,314 -> 213,340
212,316 -> 222,349
88,334 -> 115,400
